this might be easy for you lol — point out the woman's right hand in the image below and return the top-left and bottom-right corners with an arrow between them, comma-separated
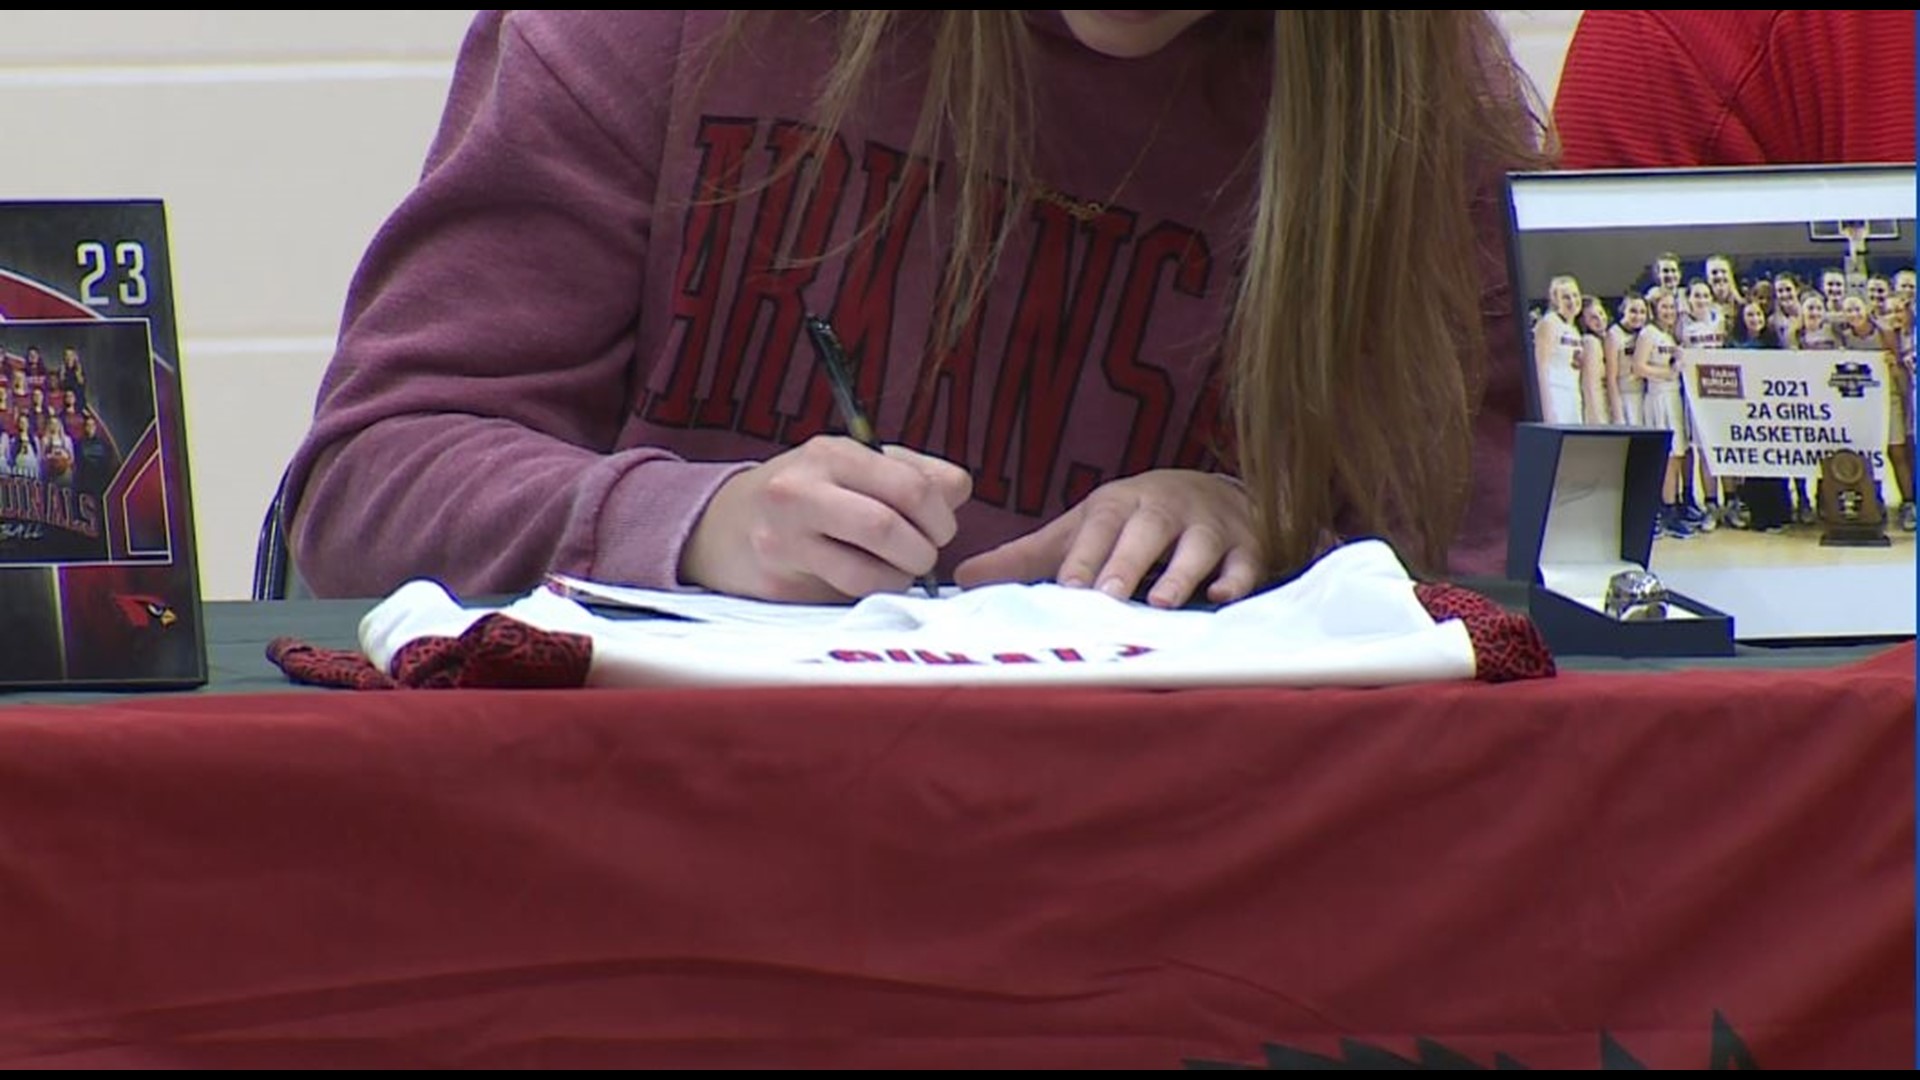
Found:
678,436 -> 972,602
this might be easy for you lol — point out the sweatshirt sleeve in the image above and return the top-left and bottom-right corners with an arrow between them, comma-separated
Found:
283,10 -> 750,599
1551,11 -> 1766,170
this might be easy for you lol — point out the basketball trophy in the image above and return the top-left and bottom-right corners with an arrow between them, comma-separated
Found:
1817,449 -> 1891,548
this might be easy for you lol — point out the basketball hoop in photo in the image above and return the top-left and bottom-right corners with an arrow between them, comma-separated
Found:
1810,219 -> 1902,285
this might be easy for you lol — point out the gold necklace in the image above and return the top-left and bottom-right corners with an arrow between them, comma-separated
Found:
1029,53 -> 1194,223
1032,186 -> 1119,223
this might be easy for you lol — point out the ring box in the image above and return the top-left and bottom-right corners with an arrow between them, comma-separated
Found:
1507,423 -> 1736,657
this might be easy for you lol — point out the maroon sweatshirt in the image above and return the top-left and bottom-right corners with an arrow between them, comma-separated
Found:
285,10 -> 1526,597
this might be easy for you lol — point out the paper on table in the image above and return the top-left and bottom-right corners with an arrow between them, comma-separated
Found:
542,573 -> 967,628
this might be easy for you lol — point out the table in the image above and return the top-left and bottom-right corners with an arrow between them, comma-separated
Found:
0,597 -> 1911,1068
17,584 -> 1906,705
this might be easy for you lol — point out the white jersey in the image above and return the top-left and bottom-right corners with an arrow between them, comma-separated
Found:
1838,322 -> 1883,351
1637,325 -> 1688,454
359,540 -> 1482,690
1679,308 -> 1725,350
1608,324 -> 1644,425
1539,313 -> 1583,424
1795,324 -> 1841,351
1579,333 -> 1610,425
1638,325 -> 1681,378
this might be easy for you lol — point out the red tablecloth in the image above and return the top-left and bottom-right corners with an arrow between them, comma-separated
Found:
0,644 -> 1911,1069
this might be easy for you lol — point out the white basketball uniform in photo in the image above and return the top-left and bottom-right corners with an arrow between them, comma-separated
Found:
1541,312 -> 1583,424
1838,322 -> 1881,351
1608,323 -> 1643,425
1639,325 -> 1688,457
1676,309 -> 1725,450
1797,324 -> 1840,350
1680,308 -> 1725,351
1579,334 -> 1610,424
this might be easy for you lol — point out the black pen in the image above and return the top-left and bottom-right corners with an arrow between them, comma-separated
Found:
802,313 -> 941,599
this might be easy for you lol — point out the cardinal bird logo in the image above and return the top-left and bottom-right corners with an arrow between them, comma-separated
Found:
112,593 -> 180,630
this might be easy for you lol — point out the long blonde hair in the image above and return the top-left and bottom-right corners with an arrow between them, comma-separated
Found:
719,10 -> 1550,577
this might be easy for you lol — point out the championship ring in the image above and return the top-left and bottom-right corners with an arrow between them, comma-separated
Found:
1604,569 -> 1669,622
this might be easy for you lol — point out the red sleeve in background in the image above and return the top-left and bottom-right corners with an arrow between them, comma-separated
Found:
1553,10 -> 1915,170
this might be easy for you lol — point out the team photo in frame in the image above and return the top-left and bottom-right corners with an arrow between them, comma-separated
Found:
0,200 -> 206,690
1506,165 -> 1916,642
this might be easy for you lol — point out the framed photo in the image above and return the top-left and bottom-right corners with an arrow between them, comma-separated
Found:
1505,164 -> 1916,643
0,201 -> 207,689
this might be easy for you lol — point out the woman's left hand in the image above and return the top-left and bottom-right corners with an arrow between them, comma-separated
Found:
953,469 -> 1266,608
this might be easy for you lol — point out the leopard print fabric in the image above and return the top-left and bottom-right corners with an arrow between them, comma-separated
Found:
1414,581 -> 1557,682
266,637 -> 398,690
392,614 -> 592,689
268,614 -> 592,691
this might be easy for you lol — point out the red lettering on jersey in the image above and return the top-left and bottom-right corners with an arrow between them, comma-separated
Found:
886,649 -> 915,664
992,653 -> 1040,665
830,650 -> 885,663
1117,644 -> 1154,658
1051,648 -> 1085,663
913,650 -> 979,666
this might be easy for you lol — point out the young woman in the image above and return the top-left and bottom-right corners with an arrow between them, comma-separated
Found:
58,346 -> 88,409
1792,293 -> 1841,351
1730,299 -> 1783,350
1837,294 -> 1886,351
21,347 -> 46,394
1679,279 -> 1726,350
1727,300 -> 1787,530
1788,293 -> 1841,522
1866,274 -> 1893,315
1534,275 -> 1587,425
1633,288 -> 1693,538
1828,294 -> 1910,531
1705,254 -> 1744,323
1771,272 -> 1803,344
1606,293 -> 1649,425
1872,295 -> 1916,530
1677,279 -> 1726,526
1820,267 -> 1850,311
36,415 -> 74,489
1,413 -> 39,481
280,11 -> 1549,605
1648,252 -> 1684,298
1577,296 -> 1612,425
1746,277 -> 1775,326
